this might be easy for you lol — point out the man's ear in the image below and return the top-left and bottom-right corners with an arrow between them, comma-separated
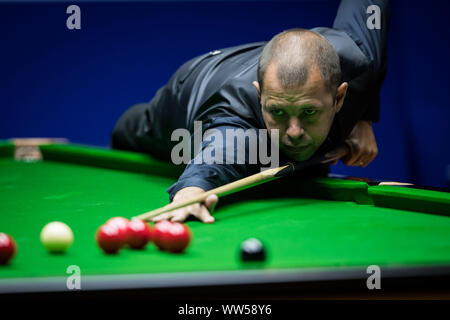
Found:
252,81 -> 261,98
334,82 -> 348,113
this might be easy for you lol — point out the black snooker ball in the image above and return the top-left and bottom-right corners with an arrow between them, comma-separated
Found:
240,238 -> 266,262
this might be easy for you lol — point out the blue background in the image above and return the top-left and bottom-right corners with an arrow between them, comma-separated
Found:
1,0 -> 449,187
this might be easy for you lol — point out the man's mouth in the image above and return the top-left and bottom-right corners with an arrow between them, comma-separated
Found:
283,144 -> 309,153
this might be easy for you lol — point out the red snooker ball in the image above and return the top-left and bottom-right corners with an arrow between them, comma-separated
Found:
127,218 -> 152,249
106,216 -> 129,241
0,233 -> 17,265
152,220 -> 173,251
154,221 -> 191,253
106,217 -> 129,232
96,224 -> 127,254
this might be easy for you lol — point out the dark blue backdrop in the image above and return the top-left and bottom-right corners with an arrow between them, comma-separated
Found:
1,0 -> 449,187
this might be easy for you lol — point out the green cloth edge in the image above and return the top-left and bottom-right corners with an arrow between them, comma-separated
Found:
369,185 -> 450,216
39,143 -> 185,179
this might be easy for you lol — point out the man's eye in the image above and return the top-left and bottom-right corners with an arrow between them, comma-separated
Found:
304,109 -> 316,116
271,109 -> 285,116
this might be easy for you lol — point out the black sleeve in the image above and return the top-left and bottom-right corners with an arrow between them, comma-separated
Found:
333,0 -> 391,122
166,116 -> 263,202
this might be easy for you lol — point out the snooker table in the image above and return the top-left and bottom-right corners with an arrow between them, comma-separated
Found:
1,140 -> 450,299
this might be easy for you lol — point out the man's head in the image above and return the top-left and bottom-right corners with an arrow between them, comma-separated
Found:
253,28 -> 348,161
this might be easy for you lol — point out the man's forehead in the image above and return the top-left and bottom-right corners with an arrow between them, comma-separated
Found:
264,89 -> 308,103
262,62 -> 328,98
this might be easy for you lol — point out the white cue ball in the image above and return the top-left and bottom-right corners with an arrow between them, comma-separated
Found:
40,221 -> 74,253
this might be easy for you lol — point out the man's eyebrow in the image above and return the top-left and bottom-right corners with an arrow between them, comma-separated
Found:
300,104 -> 322,109
264,104 -> 281,108
265,103 -> 321,109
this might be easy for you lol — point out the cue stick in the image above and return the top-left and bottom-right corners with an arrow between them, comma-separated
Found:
135,145 -> 349,221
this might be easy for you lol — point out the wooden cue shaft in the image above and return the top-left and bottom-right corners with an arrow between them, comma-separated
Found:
134,164 -> 291,221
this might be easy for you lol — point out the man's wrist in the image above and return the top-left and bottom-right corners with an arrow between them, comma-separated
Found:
173,186 -> 205,202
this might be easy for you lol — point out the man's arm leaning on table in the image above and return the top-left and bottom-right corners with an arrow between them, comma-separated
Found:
331,0 -> 390,166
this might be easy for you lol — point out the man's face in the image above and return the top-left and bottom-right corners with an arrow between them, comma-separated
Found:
256,63 -> 343,161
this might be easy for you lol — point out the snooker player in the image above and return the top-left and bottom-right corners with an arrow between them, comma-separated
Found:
111,0 -> 390,223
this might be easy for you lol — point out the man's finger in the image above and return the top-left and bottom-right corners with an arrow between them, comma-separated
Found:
360,153 -> 373,167
196,205 -> 215,223
345,146 -> 364,166
152,211 -> 174,222
348,145 -> 364,165
352,153 -> 367,167
204,194 -> 218,213
341,152 -> 355,165
170,208 -> 191,222
359,148 -> 377,167
361,150 -> 377,167
368,148 -> 378,162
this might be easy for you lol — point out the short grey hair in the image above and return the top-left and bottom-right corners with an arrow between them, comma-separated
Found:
257,28 -> 341,95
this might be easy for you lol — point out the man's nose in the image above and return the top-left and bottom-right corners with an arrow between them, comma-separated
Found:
286,119 -> 305,143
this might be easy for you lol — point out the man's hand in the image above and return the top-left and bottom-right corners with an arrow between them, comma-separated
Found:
152,187 -> 218,223
327,120 -> 378,167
